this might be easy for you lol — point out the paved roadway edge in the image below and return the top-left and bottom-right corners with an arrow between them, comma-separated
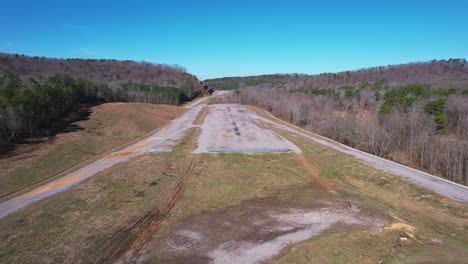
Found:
0,107 -> 190,202
259,108 -> 468,192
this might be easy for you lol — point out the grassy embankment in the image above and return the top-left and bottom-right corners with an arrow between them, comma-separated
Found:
0,105 -> 466,263
0,103 -> 184,199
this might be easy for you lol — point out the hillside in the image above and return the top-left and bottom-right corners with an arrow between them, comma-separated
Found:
0,102 -> 184,198
207,59 -> 468,185
0,53 -> 201,95
206,59 -> 468,90
0,54 -> 204,147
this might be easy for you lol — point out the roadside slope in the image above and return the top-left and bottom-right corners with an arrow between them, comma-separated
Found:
0,103 -> 466,263
0,103 -> 185,199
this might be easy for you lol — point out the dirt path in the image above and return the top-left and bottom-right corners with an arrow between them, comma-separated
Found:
295,154 -> 335,194
0,106 -> 204,219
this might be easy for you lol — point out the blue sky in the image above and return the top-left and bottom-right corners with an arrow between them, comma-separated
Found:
1,0 -> 467,79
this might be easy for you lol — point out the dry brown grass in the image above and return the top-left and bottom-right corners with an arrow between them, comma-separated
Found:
1,103 -> 467,263
87,103 -> 184,135
0,124 -> 198,264
0,103 -> 185,199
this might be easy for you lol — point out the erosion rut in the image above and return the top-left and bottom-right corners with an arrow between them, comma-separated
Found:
295,154 -> 335,194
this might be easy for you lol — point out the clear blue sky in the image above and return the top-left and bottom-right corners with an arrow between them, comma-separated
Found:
1,0 -> 467,79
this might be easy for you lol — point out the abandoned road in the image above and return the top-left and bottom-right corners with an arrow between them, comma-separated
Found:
194,104 -> 300,153
0,99 -> 299,219
1,98 -> 467,219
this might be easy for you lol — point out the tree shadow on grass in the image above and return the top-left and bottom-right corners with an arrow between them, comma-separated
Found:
0,103 -> 100,158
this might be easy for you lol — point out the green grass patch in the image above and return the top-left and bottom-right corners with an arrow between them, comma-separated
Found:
319,168 -> 344,179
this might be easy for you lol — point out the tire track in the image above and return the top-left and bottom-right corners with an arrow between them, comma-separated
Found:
94,157 -> 197,264
295,154 -> 335,194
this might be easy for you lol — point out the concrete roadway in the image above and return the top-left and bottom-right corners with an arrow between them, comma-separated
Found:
194,104 -> 300,153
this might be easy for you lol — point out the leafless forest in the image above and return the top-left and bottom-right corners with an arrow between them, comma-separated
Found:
207,59 -> 468,90
208,59 -> 468,185
0,54 -> 203,147
0,53 -> 200,91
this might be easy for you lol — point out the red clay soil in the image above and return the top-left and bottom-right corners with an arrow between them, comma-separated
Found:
109,151 -> 136,158
295,154 -> 335,194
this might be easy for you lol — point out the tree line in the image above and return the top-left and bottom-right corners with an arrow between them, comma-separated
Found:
206,59 -> 468,91
0,53 -> 202,99
0,73 -> 199,147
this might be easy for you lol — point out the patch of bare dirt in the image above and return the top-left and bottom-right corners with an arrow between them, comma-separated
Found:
132,195 -> 384,264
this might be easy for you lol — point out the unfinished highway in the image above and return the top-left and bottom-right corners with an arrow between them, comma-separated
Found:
1,95 -> 467,220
